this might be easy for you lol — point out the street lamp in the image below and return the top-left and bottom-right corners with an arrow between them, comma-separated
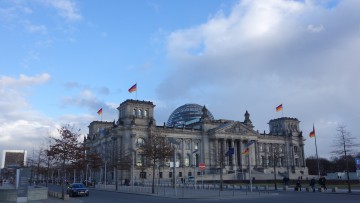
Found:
169,138 -> 179,196
112,137 -> 118,191
272,146 -> 278,190
128,148 -> 136,190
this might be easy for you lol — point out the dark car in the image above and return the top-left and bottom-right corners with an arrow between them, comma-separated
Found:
66,183 -> 89,197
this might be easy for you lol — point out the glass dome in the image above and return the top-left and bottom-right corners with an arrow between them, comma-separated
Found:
167,104 -> 214,127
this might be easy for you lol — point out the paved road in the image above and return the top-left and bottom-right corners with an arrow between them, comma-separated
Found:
45,184 -> 360,203
2,184 -> 360,203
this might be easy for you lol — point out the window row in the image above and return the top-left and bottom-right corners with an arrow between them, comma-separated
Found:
132,109 -> 148,117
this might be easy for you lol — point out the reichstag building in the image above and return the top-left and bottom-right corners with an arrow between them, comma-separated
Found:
85,99 -> 308,184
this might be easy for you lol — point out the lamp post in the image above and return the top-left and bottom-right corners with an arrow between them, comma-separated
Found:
169,138 -> 179,196
272,146 -> 278,190
128,148 -> 136,190
112,137 -> 118,191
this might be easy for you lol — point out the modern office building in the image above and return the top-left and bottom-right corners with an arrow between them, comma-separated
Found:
85,99 -> 308,184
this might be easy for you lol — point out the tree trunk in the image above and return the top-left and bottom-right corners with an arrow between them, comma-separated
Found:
61,159 -> 65,199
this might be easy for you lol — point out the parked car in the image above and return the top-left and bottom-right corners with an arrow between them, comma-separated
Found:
66,183 -> 89,197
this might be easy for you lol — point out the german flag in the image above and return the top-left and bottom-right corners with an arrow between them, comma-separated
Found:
97,108 -> 103,115
309,125 -> 315,138
128,83 -> 137,93
242,148 -> 249,154
276,104 -> 283,112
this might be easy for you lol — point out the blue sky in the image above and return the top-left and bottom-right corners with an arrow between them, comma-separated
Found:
1,0 -> 359,163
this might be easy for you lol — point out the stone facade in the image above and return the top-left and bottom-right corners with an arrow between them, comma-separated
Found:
84,99 -> 308,184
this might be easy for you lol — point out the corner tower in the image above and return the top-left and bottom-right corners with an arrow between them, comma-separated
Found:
117,99 -> 156,126
268,117 -> 300,136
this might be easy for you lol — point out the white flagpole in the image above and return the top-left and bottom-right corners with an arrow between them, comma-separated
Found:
136,82 -> 138,100
248,151 -> 252,192
313,124 -> 320,179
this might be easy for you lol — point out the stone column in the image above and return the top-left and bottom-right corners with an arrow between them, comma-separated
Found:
239,139 -> 243,170
222,139 -> 227,166
190,139 -> 194,167
215,139 -> 219,167
231,139 -> 235,167
181,139 -> 185,167
300,144 -> 306,167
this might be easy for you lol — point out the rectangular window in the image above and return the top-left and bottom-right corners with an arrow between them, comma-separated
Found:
188,172 -> 192,177
140,172 -> 147,179
179,172 -> 182,177
169,172 -> 172,178
159,172 -> 163,179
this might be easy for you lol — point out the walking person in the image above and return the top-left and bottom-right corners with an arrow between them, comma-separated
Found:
319,176 -> 327,191
296,177 -> 302,191
310,177 -> 316,192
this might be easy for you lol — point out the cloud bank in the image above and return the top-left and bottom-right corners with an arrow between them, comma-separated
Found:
157,0 -> 360,157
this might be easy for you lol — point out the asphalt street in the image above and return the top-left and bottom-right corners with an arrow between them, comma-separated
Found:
1,184 -> 360,203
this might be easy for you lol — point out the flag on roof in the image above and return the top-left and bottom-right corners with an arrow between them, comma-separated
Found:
309,124 -> 315,138
97,108 -> 103,115
276,104 -> 283,112
128,83 -> 137,93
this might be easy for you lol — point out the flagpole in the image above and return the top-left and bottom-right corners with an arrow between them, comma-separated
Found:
314,124 -> 320,179
136,82 -> 138,100
248,152 -> 252,192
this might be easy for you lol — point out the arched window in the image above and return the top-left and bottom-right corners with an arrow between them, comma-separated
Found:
294,146 -> 298,154
133,109 -> 136,116
144,110 -> 148,117
136,138 -> 145,147
137,109 -> 142,117
184,154 -> 190,167
185,141 -> 191,150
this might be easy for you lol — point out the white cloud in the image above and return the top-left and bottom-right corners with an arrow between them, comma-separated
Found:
0,73 -> 51,88
21,20 -> 47,34
42,0 -> 82,21
158,0 -> 360,158
0,73 -> 54,163
0,73 -> 94,164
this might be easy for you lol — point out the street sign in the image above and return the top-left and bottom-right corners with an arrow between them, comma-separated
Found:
199,163 -> 205,170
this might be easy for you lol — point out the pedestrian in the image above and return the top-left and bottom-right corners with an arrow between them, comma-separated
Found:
283,176 -> 289,186
296,178 -> 302,191
310,177 -> 316,192
319,176 -> 327,191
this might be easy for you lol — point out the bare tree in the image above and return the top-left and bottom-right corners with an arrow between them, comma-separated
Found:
331,124 -> 359,193
49,125 -> 85,199
139,133 -> 173,194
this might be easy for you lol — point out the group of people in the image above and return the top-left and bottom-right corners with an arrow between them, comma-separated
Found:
288,176 -> 327,192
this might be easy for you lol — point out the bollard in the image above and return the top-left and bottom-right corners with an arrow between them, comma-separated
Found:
283,186 -> 288,191
318,187 -> 324,192
332,187 -> 338,192
64,194 -> 69,200
306,187 -> 311,192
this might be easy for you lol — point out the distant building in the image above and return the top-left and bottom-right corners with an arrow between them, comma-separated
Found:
85,99 -> 308,184
1,150 -> 27,169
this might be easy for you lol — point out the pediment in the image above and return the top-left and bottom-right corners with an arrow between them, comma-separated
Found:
213,121 -> 257,135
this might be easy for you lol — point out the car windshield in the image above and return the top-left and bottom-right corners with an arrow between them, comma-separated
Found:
72,184 -> 86,188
